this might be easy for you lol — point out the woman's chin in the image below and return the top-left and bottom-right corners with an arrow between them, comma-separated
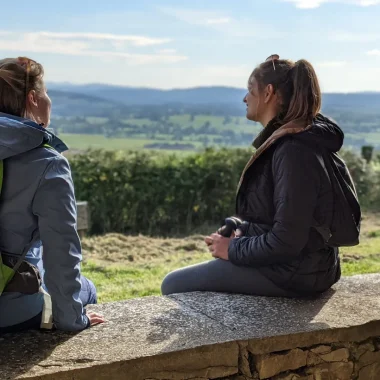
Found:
246,112 -> 256,122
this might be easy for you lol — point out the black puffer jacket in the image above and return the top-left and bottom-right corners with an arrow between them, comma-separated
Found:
228,114 -> 343,295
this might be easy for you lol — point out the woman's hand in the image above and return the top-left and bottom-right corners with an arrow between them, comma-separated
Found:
87,311 -> 106,326
204,233 -> 233,261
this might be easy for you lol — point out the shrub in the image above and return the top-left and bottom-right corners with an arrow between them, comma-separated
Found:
70,147 -> 380,236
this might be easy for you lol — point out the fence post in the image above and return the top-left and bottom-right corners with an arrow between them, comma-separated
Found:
77,201 -> 89,238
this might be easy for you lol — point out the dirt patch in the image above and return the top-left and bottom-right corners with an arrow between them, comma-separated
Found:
82,233 -> 208,264
342,253 -> 380,263
342,254 -> 362,263
360,213 -> 380,234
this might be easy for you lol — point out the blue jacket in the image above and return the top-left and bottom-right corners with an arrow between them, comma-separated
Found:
0,113 -> 89,331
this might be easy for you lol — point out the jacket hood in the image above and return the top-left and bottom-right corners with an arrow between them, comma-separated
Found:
0,113 -> 68,160
295,113 -> 344,153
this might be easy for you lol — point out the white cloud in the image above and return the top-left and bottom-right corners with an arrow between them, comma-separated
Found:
35,32 -> 171,47
331,31 -> 380,42
283,0 -> 380,8
206,17 -> 231,25
158,48 -> 178,54
316,61 -> 348,67
285,0 -> 326,8
0,31 -> 187,65
367,49 -> 380,56
160,8 -> 229,26
160,8 -> 282,38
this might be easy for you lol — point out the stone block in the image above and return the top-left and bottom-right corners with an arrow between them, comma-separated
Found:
254,349 -> 307,379
172,274 -> 380,355
274,376 -> 313,380
357,341 -> 376,358
306,361 -> 354,380
307,345 -> 340,366
310,345 -> 332,355
358,362 -> 380,380
319,348 -> 350,362
355,350 -> 380,372
0,296 -> 239,380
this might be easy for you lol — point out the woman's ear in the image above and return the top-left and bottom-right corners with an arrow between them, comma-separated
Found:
25,90 -> 40,123
27,90 -> 38,108
264,84 -> 275,104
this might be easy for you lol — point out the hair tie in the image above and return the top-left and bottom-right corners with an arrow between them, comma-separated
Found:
17,57 -> 28,67
17,57 -> 33,73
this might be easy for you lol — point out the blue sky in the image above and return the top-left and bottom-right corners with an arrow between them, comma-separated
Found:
1,0 -> 380,91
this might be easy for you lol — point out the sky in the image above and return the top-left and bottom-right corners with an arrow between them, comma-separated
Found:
1,0 -> 380,92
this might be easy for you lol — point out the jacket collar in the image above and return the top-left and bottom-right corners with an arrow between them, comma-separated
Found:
252,117 -> 281,149
238,118 -> 311,193
0,113 -> 68,153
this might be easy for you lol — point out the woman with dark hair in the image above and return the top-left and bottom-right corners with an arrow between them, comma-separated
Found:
162,55 -> 352,297
0,57 -> 104,332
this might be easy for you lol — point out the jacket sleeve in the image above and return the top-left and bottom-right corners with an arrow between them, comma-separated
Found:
32,155 -> 89,331
228,140 -> 321,267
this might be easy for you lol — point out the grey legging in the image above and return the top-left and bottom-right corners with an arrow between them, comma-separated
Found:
161,258 -> 298,297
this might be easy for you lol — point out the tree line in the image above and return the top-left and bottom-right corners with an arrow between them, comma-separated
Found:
70,146 -> 380,237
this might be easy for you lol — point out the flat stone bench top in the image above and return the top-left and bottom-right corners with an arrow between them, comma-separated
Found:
1,274 -> 380,379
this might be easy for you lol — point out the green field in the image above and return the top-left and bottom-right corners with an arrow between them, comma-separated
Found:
54,113 -> 380,154
61,134 -> 154,151
81,213 -> 380,303
55,114 -> 264,153
167,114 -> 259,132
61,134 -> 203,153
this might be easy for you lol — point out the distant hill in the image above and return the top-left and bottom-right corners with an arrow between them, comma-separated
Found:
48,83 -> 380,111
48,84 -> 247,106
47,84 -> 380,152
49,90 -> 124,117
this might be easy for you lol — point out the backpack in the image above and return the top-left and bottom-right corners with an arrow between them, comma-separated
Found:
0,160 -> 18,295
313,150 -> 361,247
236,118 -> 361,248
0,143 -> 54,295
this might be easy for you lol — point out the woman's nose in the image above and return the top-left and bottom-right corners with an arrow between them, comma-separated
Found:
243,94 -> 248,103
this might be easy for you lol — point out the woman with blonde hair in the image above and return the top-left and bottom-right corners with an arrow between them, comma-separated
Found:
0,57 -> 104,332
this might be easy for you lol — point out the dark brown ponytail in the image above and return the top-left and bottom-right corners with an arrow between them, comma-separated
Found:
284,59 -> 321,123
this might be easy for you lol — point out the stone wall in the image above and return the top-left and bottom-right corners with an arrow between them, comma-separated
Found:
216,337 -> 380,379
1,274 -> 380,380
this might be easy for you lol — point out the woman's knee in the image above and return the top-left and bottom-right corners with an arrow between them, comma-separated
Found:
161,271 -> 176,295
161,269 -> 187,295
80,276 -> 98,305
161,260 -> 219,295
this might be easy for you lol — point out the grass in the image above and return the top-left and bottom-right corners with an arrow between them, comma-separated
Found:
80,214 -> 380,303
340,213 -> 380,275
81,233 -> 209,302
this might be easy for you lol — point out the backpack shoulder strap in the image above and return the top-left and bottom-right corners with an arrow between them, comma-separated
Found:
0,143 -> 56,272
